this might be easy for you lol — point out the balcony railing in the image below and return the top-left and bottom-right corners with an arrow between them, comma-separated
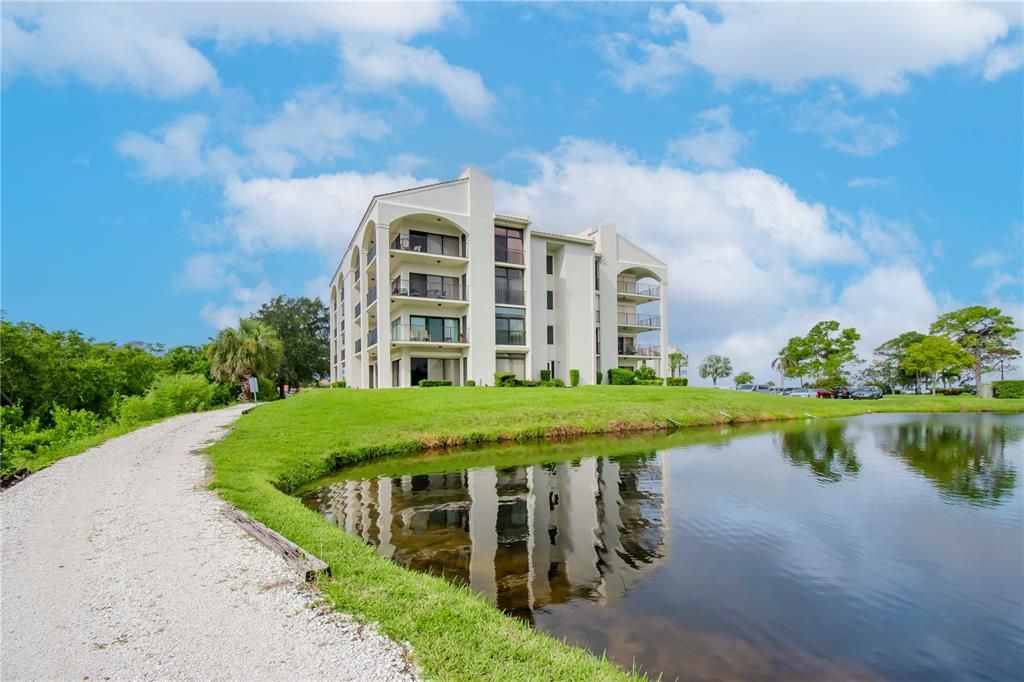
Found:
495,288 -> 525,305
367,328 -> 378,348
617,280 -> 659,297
354,269 -> 360,283
391,279 -> 465,301
495,248 -> 524,265
354,302 -> 361,318
391,233 -> 463,258
366,243 -> 377,264
392,324 -> 467,344
496,329 -> 526,345
355,338 -> 362,353
618,312 -> 661,328
367,285 -> 377,305
619,343 -> 660,357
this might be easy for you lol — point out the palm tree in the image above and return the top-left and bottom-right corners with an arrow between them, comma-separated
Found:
206,319 -> 284,402
772,354 -> 793,388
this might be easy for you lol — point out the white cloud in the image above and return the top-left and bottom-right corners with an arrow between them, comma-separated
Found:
600,32 -> 689,96
609,3 -> 1017,95
341,40 -> 495,121
972,249 -> 1008,269
794,88 -> 902,156
2,2 -> 473,100
667,105 -> 747,169
983,37 -> 1024,80
848,176 -> 896,189
242,87 -> 390,177
116,114 -> 239,180
199,279 -> 275,330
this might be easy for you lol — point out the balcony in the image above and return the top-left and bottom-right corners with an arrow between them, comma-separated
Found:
367,328 -> 378,348
390,233 -> 465,266
495,248 -> 524,266
367,285 -> 378,306
495,288 -> 525,306
391,324 -> 468,345
354,302 -> 361,319
496,329 -> 526,346
366,242 -> 377,265
617,280 -> 660,301
355,338 -> 362,354
617,312 -> 661,332
619,343 -> 660,357
354,269 -> 361,284
391,279 -> 466,302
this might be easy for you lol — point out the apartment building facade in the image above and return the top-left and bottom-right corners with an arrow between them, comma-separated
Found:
329,167 -> 668,388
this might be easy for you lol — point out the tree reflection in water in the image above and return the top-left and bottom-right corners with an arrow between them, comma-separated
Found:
875,417 -> 1021,507
777,423 -> 861,483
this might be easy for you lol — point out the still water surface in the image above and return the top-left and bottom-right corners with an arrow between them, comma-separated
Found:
300,413 -> 1024,681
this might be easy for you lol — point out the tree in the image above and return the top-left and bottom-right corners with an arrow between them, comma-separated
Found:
771,353 -> 794,387
699,354 -> 732,386
734,371 -> 754,386
205,319 -> 284,402
668,351 -> 688,378
777,336 -> 812,386
930,306 -> 1021,394
901,336 -> 974,395
873,331 -> 926,391
800,320 -> 861,380
251,296 -> 329,393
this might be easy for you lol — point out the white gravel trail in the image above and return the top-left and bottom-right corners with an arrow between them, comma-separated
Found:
1,405 -> 419,681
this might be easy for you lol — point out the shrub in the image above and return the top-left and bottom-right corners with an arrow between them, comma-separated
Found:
49,405 -> 103,443
465,380 -> 476,387
813,376 -> 847,391
635,378 -> 664,386
494,372 -> 517,387
569,369 -> 580,387
331,380 -> 347,388
211,381 -> 237,405
994,380 -> 1024,399
257,377 -> 279,401
667,377 -> 685,386
418,380 -> 453,387
120,373 -> 216,425
540,369 -> 552,382
936,387 -> 963,396
539,379 -> 566,387
634,365 -> 657,381
596,372 -> 603,385
608,368 -> 635,385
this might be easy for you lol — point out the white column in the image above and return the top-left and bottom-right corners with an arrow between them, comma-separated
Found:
659,280 -> 669,377
375,224 -> 393,386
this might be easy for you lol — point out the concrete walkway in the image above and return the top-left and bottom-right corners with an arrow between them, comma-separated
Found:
1,406 -> 418,681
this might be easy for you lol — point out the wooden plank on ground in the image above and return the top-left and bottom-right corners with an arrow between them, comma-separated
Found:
224,507 -> 331,582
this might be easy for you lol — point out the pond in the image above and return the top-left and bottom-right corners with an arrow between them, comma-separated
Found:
298,413 -> 1024,681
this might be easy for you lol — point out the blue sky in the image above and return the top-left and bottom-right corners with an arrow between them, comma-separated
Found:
2,2 -> 1022,379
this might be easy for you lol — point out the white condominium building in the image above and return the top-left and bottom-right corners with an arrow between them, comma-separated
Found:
329,167 -> 668,388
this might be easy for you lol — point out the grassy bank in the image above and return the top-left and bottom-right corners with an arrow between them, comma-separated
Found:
207,387 -> 1022,680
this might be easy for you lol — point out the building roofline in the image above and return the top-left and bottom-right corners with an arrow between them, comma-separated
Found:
495,212 -> 530,225
531,229 -> 596,245
617,233 -> 667,267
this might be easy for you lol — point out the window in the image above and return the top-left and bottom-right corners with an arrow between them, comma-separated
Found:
594,260 -> 600,290
409,315 -> 461,343
407,229 -> 461,257
496,353 -> 526,379
546,254 -> 554,275
496,306 -> 526,345
495,226 -> 524,264
546,290 -> 554,310
392,360 -> 400,388
411,357 -> 460,384
411,358 -> 428,385
547,325 -> 555,345
408,273 -> 461,299
495,266 -> 525,305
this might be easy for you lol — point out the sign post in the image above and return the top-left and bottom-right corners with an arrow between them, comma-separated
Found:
248,376 -> 259,405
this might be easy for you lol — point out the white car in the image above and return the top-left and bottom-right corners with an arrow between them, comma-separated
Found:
788,388 -> 817,398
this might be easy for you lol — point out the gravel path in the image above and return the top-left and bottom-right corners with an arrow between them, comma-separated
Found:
1,406 -> 419,681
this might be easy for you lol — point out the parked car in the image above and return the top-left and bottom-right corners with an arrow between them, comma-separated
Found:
832,386 -> 851,399
768,387 -> 786,395
736,384 -> 754,392
752,384 -> 773,393
782,387 -> 797,395
789,388 -> 817,398
851,386 -> 883,400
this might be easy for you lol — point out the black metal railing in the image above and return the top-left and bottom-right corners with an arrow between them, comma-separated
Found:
495,288 -> 525,305
367,328 -> 378,347
618,343 -> 660,357
367,285 -> 377,305
366,243 -> 377,264
354,302 -> 361,318
391,233 -> 463,258
392,324 -> 467,344
354,268 -> 360,283
617,280 -> 659,297
391,279 -> 465,301
495,248 -> 524,265
355,338 -> 362,353
618,312 -> 661,328
496,329 -> 526,345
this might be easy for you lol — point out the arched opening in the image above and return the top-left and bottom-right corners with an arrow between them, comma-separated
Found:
388,213 -> 468,258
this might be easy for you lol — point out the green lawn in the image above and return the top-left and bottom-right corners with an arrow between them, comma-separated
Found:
207,387 -> 1023,681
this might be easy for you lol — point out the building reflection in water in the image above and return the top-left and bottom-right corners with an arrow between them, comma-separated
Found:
303,453 -> 669,622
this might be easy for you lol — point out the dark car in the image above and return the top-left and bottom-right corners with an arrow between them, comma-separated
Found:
815,388 -> 833,399
850,386 -> 883,400
832,386 -> 851,399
